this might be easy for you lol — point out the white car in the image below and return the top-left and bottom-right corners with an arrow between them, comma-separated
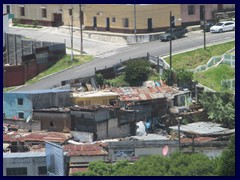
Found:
210,21 -> 235,33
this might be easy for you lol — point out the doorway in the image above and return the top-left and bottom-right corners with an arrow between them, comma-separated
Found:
53,13 -> 63,27
106,17 -> 110,31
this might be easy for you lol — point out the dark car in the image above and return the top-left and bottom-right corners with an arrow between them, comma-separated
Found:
159,27 -> 188,41
201,21 -> 215,32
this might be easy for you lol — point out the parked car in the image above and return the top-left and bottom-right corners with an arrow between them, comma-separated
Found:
210,21 -> 235,33
201,21 -> 215,32
159,27 -> 188,41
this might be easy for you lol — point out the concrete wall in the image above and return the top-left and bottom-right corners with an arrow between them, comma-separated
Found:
11,4 -> 63,24
3,153 -> 47,176
108,140 -> 178,161
3,13 -> 9,48
4,119 -> 41,131
108,118 -> 131,138
180,4 -> 214,25
32,91 -> 71,109
69,155 -> 107,164
82,4 -> 181,33
3,91 -> 71,120
33,111 -> 71,132
3,93 -> 33,120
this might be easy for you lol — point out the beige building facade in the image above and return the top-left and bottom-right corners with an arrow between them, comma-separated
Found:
11,4 -> 235,33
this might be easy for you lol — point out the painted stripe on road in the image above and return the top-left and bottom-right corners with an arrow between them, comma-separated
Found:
209,37 -> 233,43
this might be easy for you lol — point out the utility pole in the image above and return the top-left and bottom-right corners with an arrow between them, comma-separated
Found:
169,11 -> 173,85
134,4 -> 137,43
71,8 -> 74,61
203,5 -> 206,50
169,11 -> 172,69
79,4 -> 83,54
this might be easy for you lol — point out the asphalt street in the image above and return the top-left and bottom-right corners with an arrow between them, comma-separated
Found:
8,27 -> 235,91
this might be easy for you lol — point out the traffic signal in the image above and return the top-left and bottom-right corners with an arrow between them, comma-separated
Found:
170,15 -> 175,28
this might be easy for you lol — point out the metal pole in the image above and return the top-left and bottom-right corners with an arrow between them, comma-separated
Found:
178,117 -> 182,151
203,5 -> 206,50
79,4 -> 83,54
169,11 -> 173,85
134,4 -> 137,43
170,11 -> 172,69
71,10 -> 74,61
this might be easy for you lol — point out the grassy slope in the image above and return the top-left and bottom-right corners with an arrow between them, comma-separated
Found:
164,41 -> 235,70
4,55 -> 93,92
193,64 -> 235,91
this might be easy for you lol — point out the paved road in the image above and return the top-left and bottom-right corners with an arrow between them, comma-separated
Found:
9,27 -> 235,91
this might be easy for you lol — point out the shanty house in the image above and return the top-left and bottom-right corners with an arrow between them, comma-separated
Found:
71,90 -> 118,106
71,106 -> 131,140
3,89 -> 71,120
64,144 -> 108,170
33,107 -> 71,132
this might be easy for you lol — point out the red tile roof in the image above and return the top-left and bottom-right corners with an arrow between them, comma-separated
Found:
64,144 -> 108,156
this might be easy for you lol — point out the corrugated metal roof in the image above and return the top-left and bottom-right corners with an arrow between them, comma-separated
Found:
71,91 -> 118,98
3,152 -> 46,158
64,144 -> 108,156
3,131 -> 71,143
110,86 -> 178,102
7,89 -> 70,94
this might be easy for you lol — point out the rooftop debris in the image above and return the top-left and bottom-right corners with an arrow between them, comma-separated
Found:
169,122 -> 235,137
3,131 -> 72,144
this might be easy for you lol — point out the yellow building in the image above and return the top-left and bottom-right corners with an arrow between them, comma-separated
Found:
71,91 -> 118,106
11,4 -> 234,33
11,4 -> 181,33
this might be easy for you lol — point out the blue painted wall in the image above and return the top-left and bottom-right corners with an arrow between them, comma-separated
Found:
3,89 -> 71,120
3,93 -> 33,120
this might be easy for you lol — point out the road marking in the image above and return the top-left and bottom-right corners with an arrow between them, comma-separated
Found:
209,37 -> 233,43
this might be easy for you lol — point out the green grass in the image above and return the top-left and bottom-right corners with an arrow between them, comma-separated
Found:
13,24 -> 43,29
193,64 -> 235,92
4,55 -> 93,92
165,41 -> 235,70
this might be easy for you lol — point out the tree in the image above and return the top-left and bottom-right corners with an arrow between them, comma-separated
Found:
95,73 -> 106,88
124,59 -> 151,86
176,68 -> 194,88
217,135 -> 235,176
72,153 -> 217,176
199,92 -> 235,128
162,69 -> 175,86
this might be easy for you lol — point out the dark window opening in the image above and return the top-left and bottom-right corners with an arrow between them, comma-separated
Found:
188,5 -> 195,15
123,18 -> 129,28
50,122 -> 54,127
93,16 -> 97,28
18,112 -> 24,119
6,167 -> 27,176
112,17 -> 116,22
17,98 -> 23,105
7,5 -> 10,14
20,7 -> 25,16
38,166 -> 47,175
42,8 -> 47,18
69,9 -> 72,16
